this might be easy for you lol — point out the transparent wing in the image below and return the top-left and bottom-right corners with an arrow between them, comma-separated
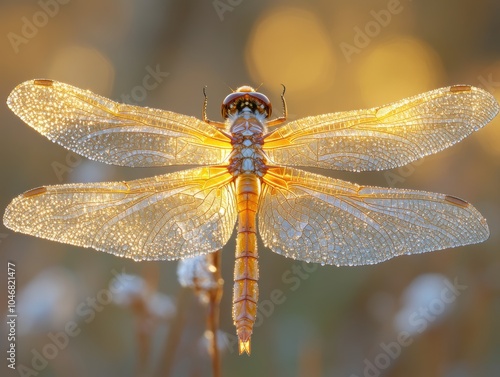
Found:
259,167 -> 489,266
3,167 -> 236,261
264,86 -> 499,171
7,79 -> 231,167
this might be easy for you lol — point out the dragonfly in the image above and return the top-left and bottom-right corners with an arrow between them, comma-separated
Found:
4,79 -> 498,355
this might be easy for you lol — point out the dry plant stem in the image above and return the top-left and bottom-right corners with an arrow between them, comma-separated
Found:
134,299 -> 150,377
136,265 -> 160,377
155,288 -> 190,377
207,250 -> 224,377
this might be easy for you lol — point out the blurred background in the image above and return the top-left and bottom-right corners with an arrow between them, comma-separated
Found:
1,0 -> 499,376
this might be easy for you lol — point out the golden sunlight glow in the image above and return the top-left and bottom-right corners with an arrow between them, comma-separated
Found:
48,45 -> 115,95
476,112 -> 500,160
246,6 -> 336,94
355,36 -> 444,105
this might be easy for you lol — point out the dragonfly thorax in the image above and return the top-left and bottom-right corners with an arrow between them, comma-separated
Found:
228,114 -> 268,177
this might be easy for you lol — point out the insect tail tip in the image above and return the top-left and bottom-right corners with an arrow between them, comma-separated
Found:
238,339 -> 251,355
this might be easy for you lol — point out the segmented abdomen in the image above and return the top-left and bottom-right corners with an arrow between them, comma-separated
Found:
233,173 -> 260,355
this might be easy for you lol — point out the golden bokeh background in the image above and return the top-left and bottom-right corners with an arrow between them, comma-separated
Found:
0,1 -> 499,376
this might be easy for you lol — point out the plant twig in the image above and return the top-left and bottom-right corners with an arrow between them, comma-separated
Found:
207,250 -> 224,377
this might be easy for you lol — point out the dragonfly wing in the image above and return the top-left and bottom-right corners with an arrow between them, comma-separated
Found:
3,167 -> 237,261
264,86 -> 499,171
259,167 -> 489,266
7,80 -> 231,167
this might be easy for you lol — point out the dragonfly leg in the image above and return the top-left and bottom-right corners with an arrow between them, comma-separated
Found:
202,86 -> 226,129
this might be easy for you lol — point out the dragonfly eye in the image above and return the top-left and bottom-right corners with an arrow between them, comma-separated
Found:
221,88 -> 272,119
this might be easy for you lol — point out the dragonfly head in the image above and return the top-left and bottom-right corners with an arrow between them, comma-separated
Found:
221,86 -> 272,119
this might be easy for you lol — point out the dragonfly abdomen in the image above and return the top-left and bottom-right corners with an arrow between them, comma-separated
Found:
233,173 -> 261,355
